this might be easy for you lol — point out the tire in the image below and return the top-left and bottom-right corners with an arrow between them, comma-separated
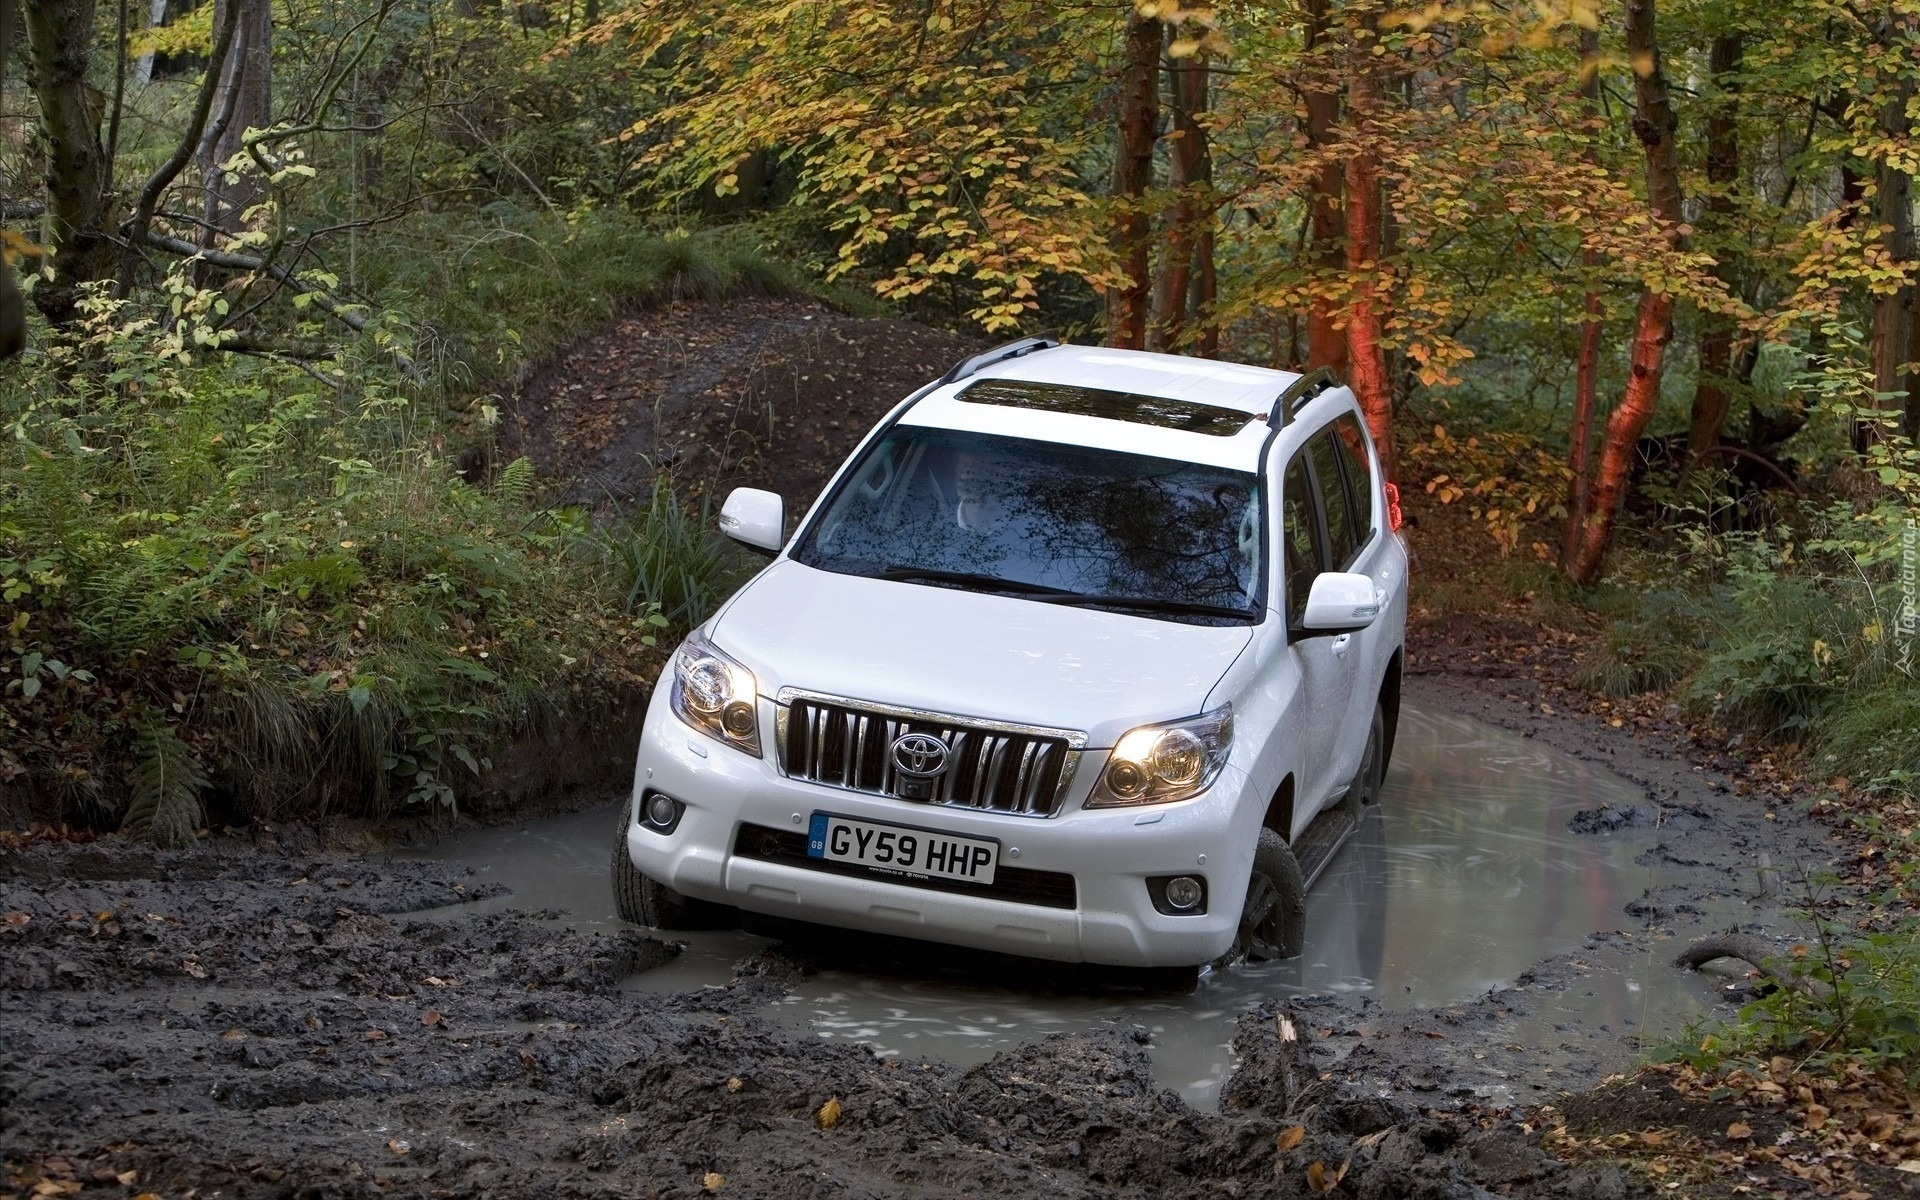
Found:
1231,828 -> 1307,963
610,799 -> 733,930
1341,702 -> 1386,815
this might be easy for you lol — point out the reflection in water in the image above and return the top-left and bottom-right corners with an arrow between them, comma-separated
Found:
402,702 -> 1755,1107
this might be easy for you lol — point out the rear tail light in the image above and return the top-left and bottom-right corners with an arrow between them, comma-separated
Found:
1384,481 -> 1404,532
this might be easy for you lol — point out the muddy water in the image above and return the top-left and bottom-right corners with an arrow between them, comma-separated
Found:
401,702 -> 1756,1106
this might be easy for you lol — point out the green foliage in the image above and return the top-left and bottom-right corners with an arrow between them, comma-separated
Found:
601,478 -> 753,629
1401,424 -> 1574,558
0,284 -> 667,826
356,210 -> 804,402
120,721 -> 207,850
1667,879 -> 1920,1077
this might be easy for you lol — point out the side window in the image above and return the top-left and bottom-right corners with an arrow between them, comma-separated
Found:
1282,457 -> 1323,626
1332,414 -> 1376,544
1306,430 -> 1358,569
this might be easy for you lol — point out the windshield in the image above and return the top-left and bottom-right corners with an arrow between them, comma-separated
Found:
792,427 -> 1265,624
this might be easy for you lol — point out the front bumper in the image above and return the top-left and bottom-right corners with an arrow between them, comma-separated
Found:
624,686 -> 1258,968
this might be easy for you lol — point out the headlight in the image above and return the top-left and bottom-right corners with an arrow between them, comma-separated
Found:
1087,705 -> 1232,807
669,633 -> 761,756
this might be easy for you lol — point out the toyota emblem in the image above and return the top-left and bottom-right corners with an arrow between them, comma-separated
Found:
891,732 -> 952,778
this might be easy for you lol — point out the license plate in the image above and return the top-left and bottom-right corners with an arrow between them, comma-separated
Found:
806,813 -> 998,885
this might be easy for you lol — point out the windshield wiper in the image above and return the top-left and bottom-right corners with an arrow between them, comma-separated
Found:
876,566 -> 1077,599
1030,593 -> 1257,621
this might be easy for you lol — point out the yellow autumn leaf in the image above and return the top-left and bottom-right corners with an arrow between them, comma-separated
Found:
1275,1125 -> 1306,1152
704,1172 -> 726,1190
818,1096 -> 842,1128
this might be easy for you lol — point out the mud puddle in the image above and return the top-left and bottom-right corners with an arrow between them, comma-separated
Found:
403,702 -> 1764,1107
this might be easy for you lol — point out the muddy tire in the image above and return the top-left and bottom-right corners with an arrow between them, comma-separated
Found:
610,801 -> 732,930
1341,703 -> 1386,815
1232,829 -> 1306,962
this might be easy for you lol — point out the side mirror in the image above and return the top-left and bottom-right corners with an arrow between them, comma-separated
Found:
1297,571 -> 1381,636
719,487 -> 784,554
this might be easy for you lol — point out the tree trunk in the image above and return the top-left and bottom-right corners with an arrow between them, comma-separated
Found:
1684,32 -> 1743,469
22,0 -> 117,324
1561,28 -> 1603,571
1566,0 -> 1684,586
1106,9 -> 1159,350
198,0 -> 271,242
1868,15 -> 1916,450
1150,45 -> 1211,353
1342,66 -> 1396,482
1303,0 -> 1346,375
133,0 -> 165,84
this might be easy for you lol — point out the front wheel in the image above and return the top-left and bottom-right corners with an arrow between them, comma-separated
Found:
1230,828 -> 1306,963
610,799 -> 734,930
1342,702 -> 1386,815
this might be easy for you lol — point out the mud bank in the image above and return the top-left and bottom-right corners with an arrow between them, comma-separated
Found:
1,836 -> 1656,1200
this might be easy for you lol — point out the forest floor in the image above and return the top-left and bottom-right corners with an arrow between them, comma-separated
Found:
4,298 -> 1915,1200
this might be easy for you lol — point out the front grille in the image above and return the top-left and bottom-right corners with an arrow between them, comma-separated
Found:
734,824 -> 1078,909
775,692 -> 1082,818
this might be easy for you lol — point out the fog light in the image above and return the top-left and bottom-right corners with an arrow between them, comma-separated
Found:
645,792 -> 679,828
721,700 -> 756,739
1164,876 -> 1204,911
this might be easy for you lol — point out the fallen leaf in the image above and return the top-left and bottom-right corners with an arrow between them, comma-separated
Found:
1304,1159 -> 1349,1193
1726,1122 -> 1753,1140
364,1029 -> 387,1041
726,1077 -> 744,1093
818,1097 -> 842,1129
387,1139 -> 410,1156
116,1172 -> 138,1186
1640,1131 -> 1664,1146
1896,1160 -> 1920,1173
704,1172 -> 726,1190
2,911 -> 29,927
422,1010 -> 442,1027
518,1047 -> 537,1070
1275,1125 -> 1306,1153
1804,1103 -> 1828,1131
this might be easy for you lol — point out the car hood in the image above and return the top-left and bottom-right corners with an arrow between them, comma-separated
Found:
707,561 -> 1253,747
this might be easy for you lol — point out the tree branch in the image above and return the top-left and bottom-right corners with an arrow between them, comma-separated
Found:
143,229 -> 418,378
1674,933 -> 1833,1000
121,0 -> 240,292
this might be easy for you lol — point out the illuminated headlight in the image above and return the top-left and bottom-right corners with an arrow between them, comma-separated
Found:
669,633 -> 761,756
1088,705 -> 1232,807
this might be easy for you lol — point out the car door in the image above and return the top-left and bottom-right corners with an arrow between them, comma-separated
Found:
1318,412 -> 1397,743
1279,448 -> 1357,825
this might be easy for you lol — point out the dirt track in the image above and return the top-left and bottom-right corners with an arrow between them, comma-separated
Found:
3,832 -> 1668,1199
2,300 -> 1881,1199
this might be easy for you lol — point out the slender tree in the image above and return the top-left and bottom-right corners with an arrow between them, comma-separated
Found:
1108,7 -> 1162,349
1566,0 -> 1685,584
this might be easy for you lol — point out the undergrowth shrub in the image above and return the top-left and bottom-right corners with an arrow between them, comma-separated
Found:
600,477 -> 755,628
1,282 -> 670,829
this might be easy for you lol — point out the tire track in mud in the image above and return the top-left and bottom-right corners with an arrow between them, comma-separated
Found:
2,839 -> 1644,1199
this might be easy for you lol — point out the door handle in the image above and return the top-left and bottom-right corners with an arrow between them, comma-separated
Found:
1330,634 -> 1352,658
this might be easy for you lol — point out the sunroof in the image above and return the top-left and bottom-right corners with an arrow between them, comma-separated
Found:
957,379 -> 1255,436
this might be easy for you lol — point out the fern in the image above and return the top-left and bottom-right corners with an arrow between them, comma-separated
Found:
495,455 -> 537,506
120,719 -> 207,849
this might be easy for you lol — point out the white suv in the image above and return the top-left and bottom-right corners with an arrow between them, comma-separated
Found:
614,340 -> 1407,977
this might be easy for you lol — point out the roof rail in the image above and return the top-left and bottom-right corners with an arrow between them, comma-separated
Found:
938,336 -> 1061,385
1268,367 -> 1340,427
